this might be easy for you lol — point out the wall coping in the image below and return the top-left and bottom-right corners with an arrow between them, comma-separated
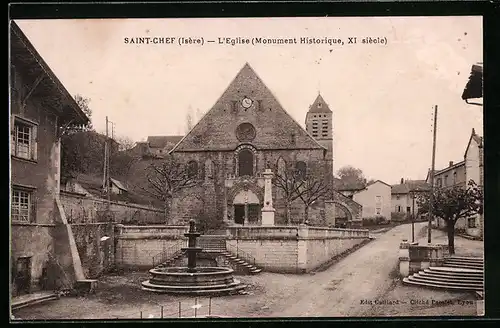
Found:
11,222 -> 56,227
60,192 -> 163,213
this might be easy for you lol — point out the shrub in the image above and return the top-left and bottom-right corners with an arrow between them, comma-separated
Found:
391,212 -> 406,222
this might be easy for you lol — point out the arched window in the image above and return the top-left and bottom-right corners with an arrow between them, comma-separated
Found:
277,157 -> 286,176
205,159 -> 213,180
238,149 -> 254,176
295,161 -> 307,179
187,160 -> 198,179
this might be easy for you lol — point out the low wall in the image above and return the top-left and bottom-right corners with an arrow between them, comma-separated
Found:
399,240 -> 448,277
60,191 -> 164,225
114,225 -> 188,269
225,225 -> 370,273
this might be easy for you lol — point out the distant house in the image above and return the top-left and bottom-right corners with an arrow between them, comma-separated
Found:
337,180 -> 392,220
427,129 -> 483,238
130,135 -> 183,158
10,22 -> 89,297
391,179 -> 431,219
109,177 -> 128,195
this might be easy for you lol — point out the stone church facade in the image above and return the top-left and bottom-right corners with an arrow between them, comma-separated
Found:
165,63 -> 360,226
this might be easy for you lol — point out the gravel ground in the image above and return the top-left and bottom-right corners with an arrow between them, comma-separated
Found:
13,223 -> 482,319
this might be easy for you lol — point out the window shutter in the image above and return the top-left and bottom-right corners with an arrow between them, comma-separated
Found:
30,194 -> 37,223
31,125 -> 38,161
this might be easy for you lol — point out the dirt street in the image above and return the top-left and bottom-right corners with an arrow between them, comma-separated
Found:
13,222 -> 479,319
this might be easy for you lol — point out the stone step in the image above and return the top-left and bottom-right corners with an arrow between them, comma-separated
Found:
427,266 -> 483,274
414,273 -> 484,285
403,277 -> 483,291
250,269 -> 262,274
445,260 -> 484,266
448,256 -> 483,262
420,270 -> 483,281
12,292 -> 60,311
424,269 -> 483,279
443,263 -> 483,270
406,276 -> 483,290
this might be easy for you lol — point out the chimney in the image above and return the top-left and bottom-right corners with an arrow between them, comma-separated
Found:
400,178 -> 404,184
449,161 -> 454,167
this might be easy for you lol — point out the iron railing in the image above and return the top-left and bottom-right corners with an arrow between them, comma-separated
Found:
152,239 -> 186,268
225,243 -> 257,267
197,236 -> 227,252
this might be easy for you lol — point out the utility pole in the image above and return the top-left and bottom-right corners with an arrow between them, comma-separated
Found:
428,105 -> 438,244
105,116 -> 111,210
411,190 -> 415,243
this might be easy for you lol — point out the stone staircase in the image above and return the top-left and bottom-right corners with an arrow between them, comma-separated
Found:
403,256 -> 484,292
219,250 -> 262,275
155,250 -> 186,269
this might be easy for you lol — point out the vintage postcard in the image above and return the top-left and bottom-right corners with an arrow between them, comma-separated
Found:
10,16 -> 484,319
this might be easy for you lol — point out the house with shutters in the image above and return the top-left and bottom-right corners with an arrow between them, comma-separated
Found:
10,21 -> 90,297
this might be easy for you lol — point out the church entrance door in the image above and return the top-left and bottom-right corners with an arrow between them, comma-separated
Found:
234,205 -> 245,225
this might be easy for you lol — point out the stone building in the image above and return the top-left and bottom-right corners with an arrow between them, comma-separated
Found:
10,22 -> 90,296
165,63 -> 360,226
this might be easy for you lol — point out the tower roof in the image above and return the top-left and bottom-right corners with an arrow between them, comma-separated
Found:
308,93 -> 332,113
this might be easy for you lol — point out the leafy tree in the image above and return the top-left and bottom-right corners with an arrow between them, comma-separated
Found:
141,155 -> 199,222
60,94 -> 93,136
335,165 -> 367,189
416,180 -> 483,254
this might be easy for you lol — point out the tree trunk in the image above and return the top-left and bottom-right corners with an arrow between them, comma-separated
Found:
164,197 -> 172,224
304,205 -> 309,224
446,221 -> 455,255
285,201 -> 291,225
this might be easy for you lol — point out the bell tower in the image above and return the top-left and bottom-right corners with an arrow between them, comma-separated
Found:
305,93 -> 333,175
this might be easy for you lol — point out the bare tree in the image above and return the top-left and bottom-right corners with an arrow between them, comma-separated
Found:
297,171 -> 332,224
185,106 -> 194,133
141,155 -> 199,222
273,165 -> 305,225
115,136 -> 136,151
274,163 -> 332,225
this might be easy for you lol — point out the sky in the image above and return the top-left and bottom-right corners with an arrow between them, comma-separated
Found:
14,17 -> 483,185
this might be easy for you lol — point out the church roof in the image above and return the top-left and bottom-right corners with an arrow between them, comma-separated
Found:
308,94 -> 332,113
171,62 -> 325,152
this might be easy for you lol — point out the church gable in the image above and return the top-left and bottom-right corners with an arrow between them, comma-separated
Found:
171,63 -> 324,152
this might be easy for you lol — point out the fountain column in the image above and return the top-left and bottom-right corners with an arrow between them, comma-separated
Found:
261,168 -> 275,226
181,220 -> 203,273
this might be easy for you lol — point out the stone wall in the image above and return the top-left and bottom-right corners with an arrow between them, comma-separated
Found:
112,224 -> 371,273
60,191 -> 164,225
114,225 -> 188,269
71,223 -> 115,278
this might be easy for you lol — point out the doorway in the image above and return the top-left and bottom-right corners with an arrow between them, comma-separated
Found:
14,257 -> 31,296
234,205 -> 245,224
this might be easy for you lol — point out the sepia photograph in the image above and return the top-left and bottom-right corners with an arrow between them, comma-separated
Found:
9,15 -> 484,319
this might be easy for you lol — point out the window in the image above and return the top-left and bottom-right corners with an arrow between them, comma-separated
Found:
453,172 -> 457,184
11,188 -> 34,222
437,178 -> 442,187
276,157 -> 286,176
468,217 -> 477,228
238,149 -> 254,176
444,175 -> 448,187
11,117 -> 37,161
295,161 -> 307,179
318,102 -> 322,108
187,160 -> 198,178
397,205 -> 401,212
204,159 -> 213,180
376,208 -> 381,215
376,196 -> 382,205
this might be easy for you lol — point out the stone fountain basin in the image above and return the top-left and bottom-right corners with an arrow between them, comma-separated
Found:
148,267 -> 236,287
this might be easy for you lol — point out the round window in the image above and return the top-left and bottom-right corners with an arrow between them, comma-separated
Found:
236,123 -> 256,142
